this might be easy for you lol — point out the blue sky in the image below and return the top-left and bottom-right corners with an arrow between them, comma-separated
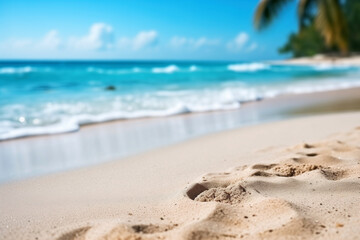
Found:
0,0 -> 298,60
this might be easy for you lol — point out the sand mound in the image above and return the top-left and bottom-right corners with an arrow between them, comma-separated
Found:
52,126 -> 360,239
194,182 -> 247,204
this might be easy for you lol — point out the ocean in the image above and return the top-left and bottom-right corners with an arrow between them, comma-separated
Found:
1,60 -> 360,141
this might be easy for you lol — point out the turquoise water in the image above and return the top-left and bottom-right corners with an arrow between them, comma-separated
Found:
1,61 -> 360,140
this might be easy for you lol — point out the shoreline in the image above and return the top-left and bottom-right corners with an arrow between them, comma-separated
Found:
2,57 -> 360,142
276,54 -> 360,66
1,86 -> 360,183
3,85 -> 360,143
1,112 -> 360,239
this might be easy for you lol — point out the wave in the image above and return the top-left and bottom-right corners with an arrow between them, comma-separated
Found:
312,64 -> 353,71
86,65 -> 201,75
3,76 -> 360,141
1,61 -> 360,140
87,65 -> 192,74
0,105 -> 191,141
133,67 -> 141,73
283,79 -> 360,94
86,65 -> 204,75
0,66 -> 33,74
86,67 -> 142,75
0,102 -> 241,141
0,120 -> 79,141
227,63 -> 269,72
189,65 -> 198,72
152,65 -> 179,74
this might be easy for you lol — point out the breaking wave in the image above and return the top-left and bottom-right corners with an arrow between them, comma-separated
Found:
1,61 -> 360,140
152,65 -> 179,73
227,63 -> 269,72
0,66 -> 34,74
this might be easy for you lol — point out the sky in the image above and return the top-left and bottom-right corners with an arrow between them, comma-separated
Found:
0,0 -> 298,61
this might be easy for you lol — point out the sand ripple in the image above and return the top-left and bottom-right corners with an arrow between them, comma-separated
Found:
57,127 -> 360,240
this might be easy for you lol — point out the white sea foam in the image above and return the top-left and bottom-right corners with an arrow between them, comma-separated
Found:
0,66 -> 33,74
1,62 -> 360,141
132,67 -> 142,73
313,64 -> 352,71
283,79 -> 360,95
152,65 -> 179,73
0,119 -> 79,141
227,63 -> 269,72
1,76 -> 360,141
189,65 -> 198,72
87,67 -> 142,74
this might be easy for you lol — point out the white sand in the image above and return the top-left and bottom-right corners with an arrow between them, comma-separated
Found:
1,112 -> 360,239
279,54 -> 360,66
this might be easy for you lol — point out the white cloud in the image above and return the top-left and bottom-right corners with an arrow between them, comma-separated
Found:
170,36 -> 219,49
38,30 -> 61,50
11,39 -> 33,49
1,25 -> 159,55
170,37 -> 187,48
118,30 -> 158,50
69,23 -> 114,50
227,32 -> 249,51
227,32 -> 258,52
1,31 -> 61,51
0,39 -> 33,50
247,43 -> 258,52
193,37 -> 219,48
234,33 -> 249,49
133,30 -> 158,50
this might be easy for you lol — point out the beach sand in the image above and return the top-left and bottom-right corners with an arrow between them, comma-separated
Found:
279,54 -> 360,66
2,87 -> 360,184
1,111 -> 360,239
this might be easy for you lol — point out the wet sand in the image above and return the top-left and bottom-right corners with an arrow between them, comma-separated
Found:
1,87 -> 360,183
1,111 -> 360,239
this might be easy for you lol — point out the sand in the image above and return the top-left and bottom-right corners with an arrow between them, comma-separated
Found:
2,87 -> 360,184
1,112 -> 360,239
278,54 -> 360,66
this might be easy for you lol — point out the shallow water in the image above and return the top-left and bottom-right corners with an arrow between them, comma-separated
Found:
1,61 -> 360,140
0,86 -> 359,183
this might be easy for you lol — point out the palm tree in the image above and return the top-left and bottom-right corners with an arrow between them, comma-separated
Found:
254,0 -> 349,54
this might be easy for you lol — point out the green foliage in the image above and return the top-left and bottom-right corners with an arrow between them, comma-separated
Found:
345,0 -> 360,52
279,0 -> 360,57
279,24 -> 328,57
254,0 -> 293,30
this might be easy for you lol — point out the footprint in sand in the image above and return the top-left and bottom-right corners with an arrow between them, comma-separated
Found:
57,223 -> 180,240
58,128 -> 360,240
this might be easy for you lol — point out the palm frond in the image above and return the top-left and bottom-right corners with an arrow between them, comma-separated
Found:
254,0 -> 293,30
315,0 -> 348,53
298,0 -> 318,28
